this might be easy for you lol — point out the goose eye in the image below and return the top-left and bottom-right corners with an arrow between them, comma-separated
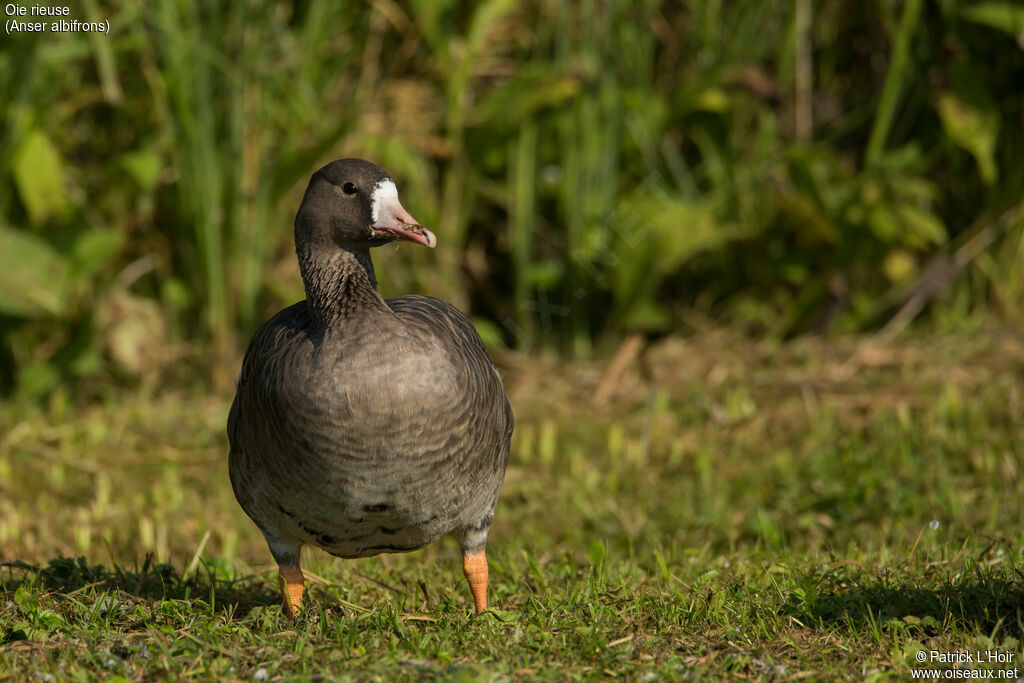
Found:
342,182 -> 358,195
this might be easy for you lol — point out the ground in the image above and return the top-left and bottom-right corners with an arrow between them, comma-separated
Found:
1,328 -> 1023,680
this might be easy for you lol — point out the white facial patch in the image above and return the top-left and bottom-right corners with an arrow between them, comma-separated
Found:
370,179 -> 398,223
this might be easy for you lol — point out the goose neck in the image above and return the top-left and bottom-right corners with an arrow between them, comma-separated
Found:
297,244 -> 385,322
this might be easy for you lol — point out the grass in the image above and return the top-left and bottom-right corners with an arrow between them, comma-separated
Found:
2,328 -> 1024,679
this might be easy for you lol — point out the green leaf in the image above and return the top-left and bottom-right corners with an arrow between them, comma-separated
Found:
610,192 -> 737,331
526,261 -> 563,289
71,228 -> 124,277
0,226 -> 69,317
121,149 -> 163,191
652,549 -> 671,582
694,86 -> 732,113
961,3 -> 1024,43
12,129 -> 70,225
622,299 -> 672,332
937,91 -> 1000,185
34,609 -> 65,630
13,586 -> 38,612
473,70 -> 581,129
896,205 -> 947,248
407,0 -> 456,53
622,195 -> 731,275
867,205 -> 900,243
17,362 -> 60,401
479,609 -> 518,623
466,0 -> 517,60
470,316 -> 507,350
750,509 -> 784,549
904,641 -> 927,663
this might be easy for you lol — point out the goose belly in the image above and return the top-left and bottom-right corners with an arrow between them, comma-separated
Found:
249,429 -> 484,558
238,354 -> 498,556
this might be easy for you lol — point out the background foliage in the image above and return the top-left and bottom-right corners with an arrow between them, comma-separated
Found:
1,0 -> 1023,393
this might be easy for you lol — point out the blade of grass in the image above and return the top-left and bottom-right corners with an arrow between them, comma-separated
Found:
864,0 -> 924,166
152,0 -> 233,365
510,120 -> 538,347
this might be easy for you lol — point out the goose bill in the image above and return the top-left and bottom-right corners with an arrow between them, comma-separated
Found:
372,196 -> 436,248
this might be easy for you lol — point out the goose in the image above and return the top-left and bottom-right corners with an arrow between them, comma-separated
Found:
228,159 -> 513,617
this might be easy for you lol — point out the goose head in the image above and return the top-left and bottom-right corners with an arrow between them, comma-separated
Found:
295,158 -> 436,251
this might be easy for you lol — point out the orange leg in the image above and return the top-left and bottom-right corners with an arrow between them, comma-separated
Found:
278,565 -> 305,619
462,550 -> 489,614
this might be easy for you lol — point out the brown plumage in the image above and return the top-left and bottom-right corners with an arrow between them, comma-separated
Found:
228,159 -> 513,616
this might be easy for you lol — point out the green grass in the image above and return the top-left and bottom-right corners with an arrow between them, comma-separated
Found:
2,329 -> 1024,679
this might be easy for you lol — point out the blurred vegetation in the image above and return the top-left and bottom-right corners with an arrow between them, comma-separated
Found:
1,0 -> 1023,398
